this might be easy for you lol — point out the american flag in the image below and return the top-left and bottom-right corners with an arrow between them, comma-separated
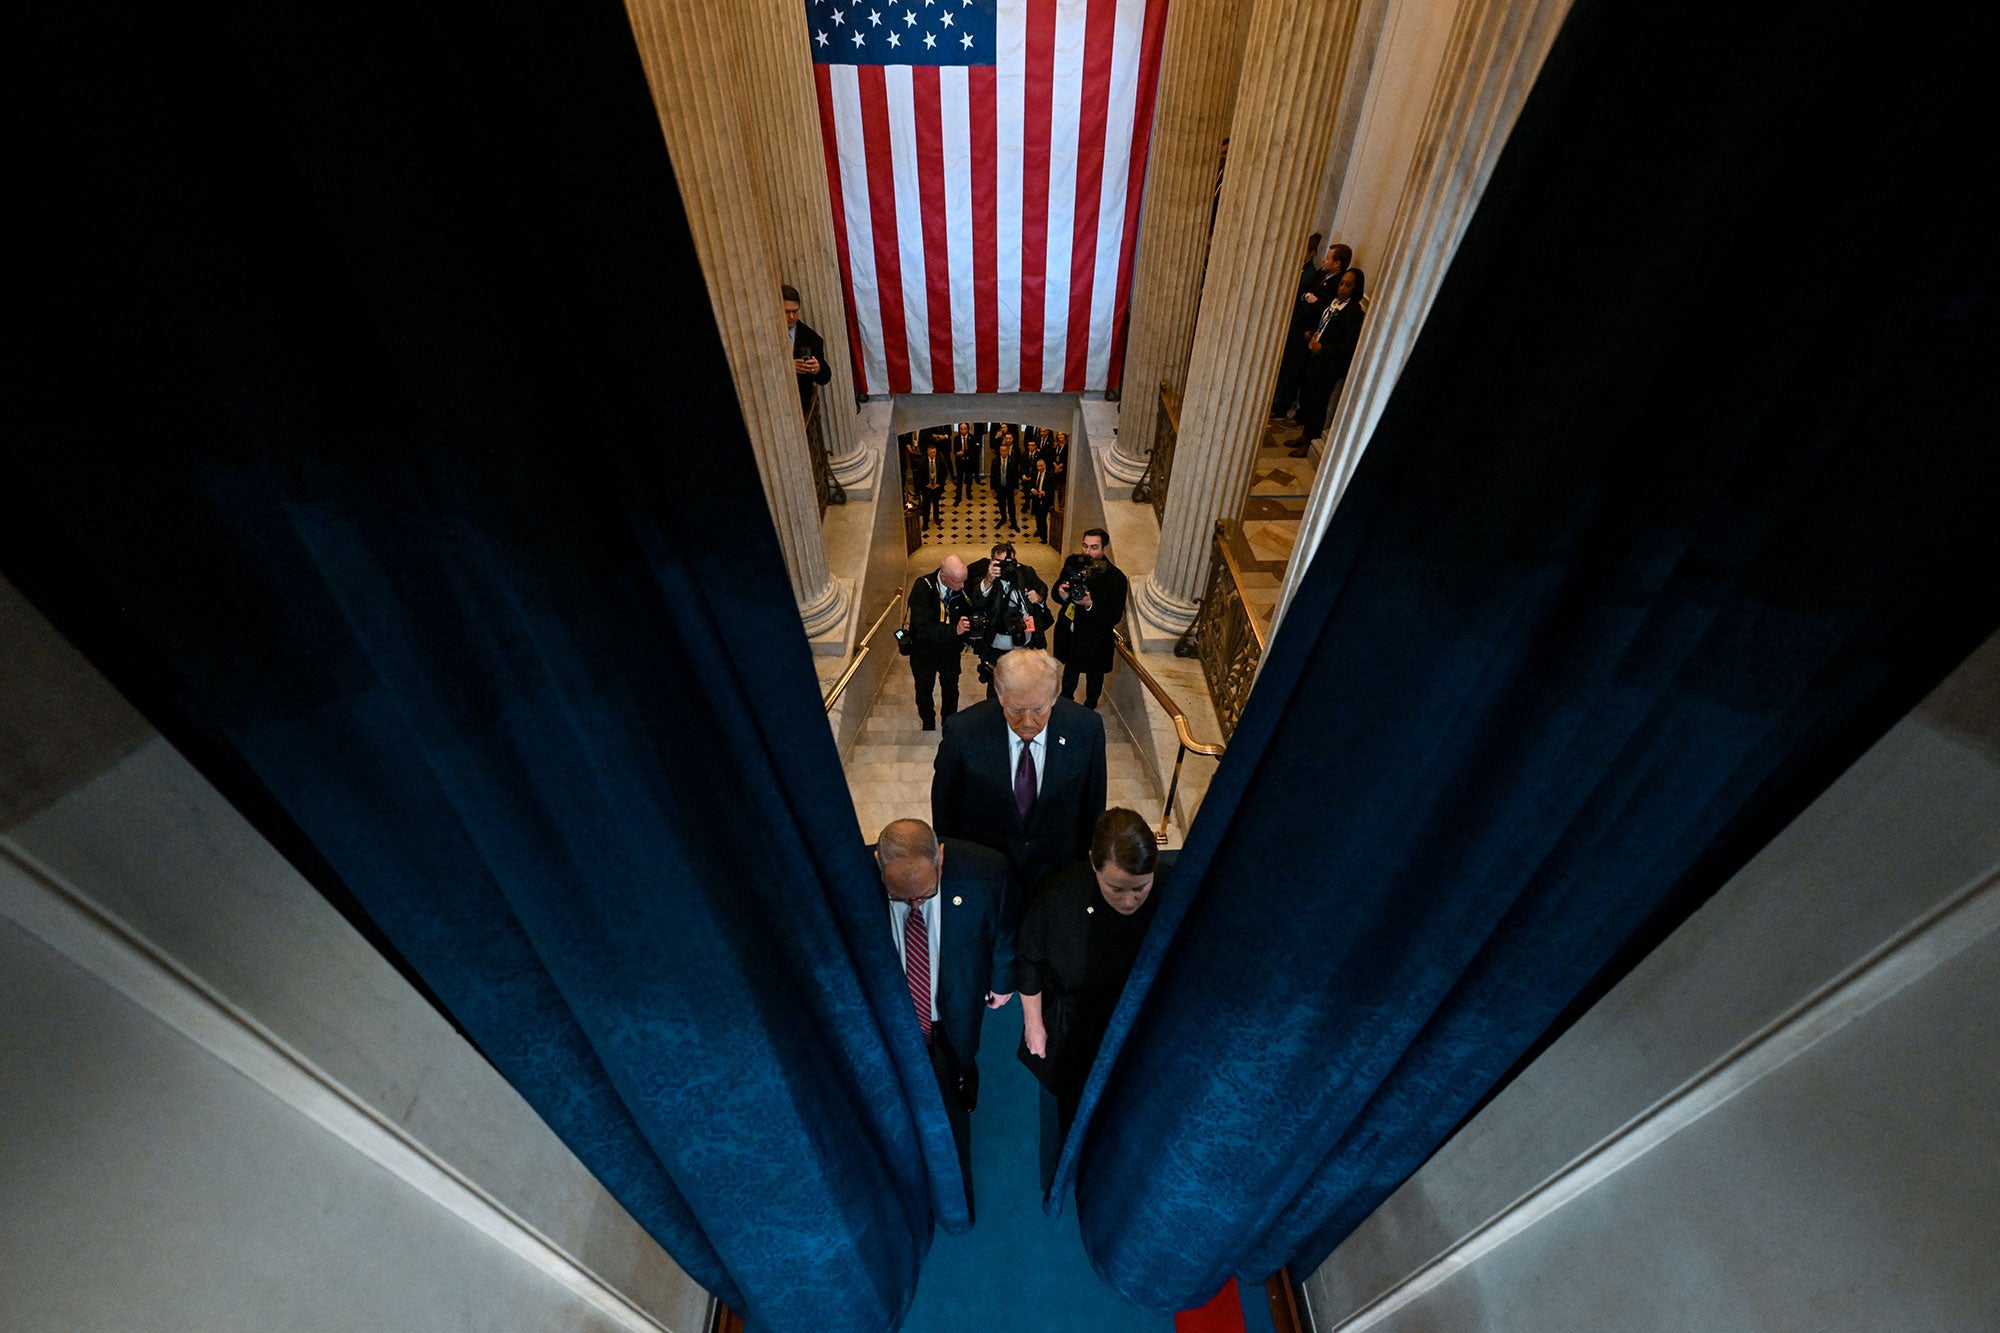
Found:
808,0 -> 1168,395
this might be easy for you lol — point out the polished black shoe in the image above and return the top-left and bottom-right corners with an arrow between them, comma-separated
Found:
955,1067 -> 980,1113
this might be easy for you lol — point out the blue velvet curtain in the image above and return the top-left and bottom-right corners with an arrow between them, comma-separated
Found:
13,2 -> 962,1330
1055,0 -> 1999,1308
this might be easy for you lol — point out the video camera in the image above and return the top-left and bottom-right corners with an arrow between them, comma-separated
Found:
1059,553 -> 1111,600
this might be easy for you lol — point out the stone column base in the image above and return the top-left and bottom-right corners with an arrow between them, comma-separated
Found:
1129,571 -> 1199,653
1101,444 -> 1150,501
827,446 -> 879,501
801,575 -> 858,655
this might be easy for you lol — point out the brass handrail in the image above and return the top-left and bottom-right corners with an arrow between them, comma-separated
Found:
1212,529 -> 1268,653
1112,628 -> 1224,844
1113,630 -> 1225,758
823,592 -> 904,714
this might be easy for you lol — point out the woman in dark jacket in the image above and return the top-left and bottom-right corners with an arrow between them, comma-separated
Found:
1291,266 -> 1367,452
1017,809 -> 1168,1136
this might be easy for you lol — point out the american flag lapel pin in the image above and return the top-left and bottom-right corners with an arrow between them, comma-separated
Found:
1058,735 -> 1067,746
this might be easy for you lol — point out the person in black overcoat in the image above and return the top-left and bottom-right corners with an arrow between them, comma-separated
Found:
1051,528 -> 1129,710
1017,808 -> 1169,1141
931,648 -> 1106,914
873,820 -> 1016,1213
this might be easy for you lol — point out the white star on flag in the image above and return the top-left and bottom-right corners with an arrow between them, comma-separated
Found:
939,11 -> 952,26
867,8 -> 881,25
851,28 -> 864,45
814,28 -> 828,45
959,30 -> 972,47
921,29 -> 935,47
886,30 -> 900,46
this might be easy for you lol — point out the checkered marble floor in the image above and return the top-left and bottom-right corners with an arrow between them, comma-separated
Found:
1231,420 -> 1320,629
912,475 -> 1055,550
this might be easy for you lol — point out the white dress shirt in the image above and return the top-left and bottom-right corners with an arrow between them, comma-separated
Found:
889,894 -> 941,1021
1007,730 -> 1047,806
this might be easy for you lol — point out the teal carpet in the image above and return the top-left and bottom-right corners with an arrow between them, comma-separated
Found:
898,997 -> 1174,1333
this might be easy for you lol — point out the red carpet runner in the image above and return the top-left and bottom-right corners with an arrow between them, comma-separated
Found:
1175,1277 -> 1248,1333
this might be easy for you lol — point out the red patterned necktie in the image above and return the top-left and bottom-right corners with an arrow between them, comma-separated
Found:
904,899 -> 932,1045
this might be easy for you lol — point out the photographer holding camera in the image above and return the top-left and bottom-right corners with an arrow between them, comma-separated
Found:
1051,528 -> 1128,710
968,542 -> 1049,698
901,555 -> 975,731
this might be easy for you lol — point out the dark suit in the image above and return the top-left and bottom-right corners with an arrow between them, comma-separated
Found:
1025,463 -> 1056,541
792,320 -> 832,418
951,431 -> 980,503
872,839 -> 1014,1213
1296,298 -> 1366,436
906,570 -> 965,725
932,698 -> 1107,913
916,450 -> 946,529
1273,267 -> 1341,416
989,454 -> 1022,531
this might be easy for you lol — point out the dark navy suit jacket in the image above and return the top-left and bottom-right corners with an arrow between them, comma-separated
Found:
930,698 -> 1107,911
873,839 -> 1016,1070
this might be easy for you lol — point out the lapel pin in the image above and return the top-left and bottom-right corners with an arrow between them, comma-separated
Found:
1086,905 -> 1094,913
1058,735 -> 1067,746
952,895 -> 963,906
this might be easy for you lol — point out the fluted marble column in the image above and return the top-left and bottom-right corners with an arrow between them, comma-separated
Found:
1106,0 -> 1250,492
623,0 -> 850,640
737,0 -> 875,497
1130,0 -> 1365,644
1269,0 -> 1575,638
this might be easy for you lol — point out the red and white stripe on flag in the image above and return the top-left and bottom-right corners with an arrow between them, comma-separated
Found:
809,0 -> 1168,395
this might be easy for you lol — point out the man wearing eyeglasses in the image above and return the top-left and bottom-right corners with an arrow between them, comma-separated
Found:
875,819 -> 1015,1218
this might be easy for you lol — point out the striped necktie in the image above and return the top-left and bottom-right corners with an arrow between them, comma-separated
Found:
904,900 -> 932,1045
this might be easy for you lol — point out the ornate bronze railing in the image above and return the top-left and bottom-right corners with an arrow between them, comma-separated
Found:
1175,520 -> 1266,740
1131,380 -> 1179,524
1111,628 -> 1225,844
823,592 -> 904,714
804,388 -> 845,518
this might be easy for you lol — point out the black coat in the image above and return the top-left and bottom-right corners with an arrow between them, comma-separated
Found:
1052,558 -> 1128,674
1013,856 -> 1171,1104
931,699 -> 1107,910
970,563 -> 1052,651
1297,298 -> 1366,428
871,839 -> 1017,1070
988,453 -> 1024,499
906,571 -> 967,665
1301,298 -> 1365,390
1024,464 -> 1057,515
792,320 -> 833,418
